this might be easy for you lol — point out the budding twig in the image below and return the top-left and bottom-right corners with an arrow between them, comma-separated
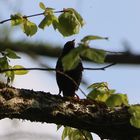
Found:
0,10 -> 64,24
0,63 -> 116,73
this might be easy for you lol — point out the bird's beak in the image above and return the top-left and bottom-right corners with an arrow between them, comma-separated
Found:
72,39 -> 75,42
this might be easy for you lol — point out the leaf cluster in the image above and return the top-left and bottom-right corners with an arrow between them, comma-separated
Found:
10,2 -> 85,37
87,82 -> 128,107
0,49 -> 28,82
57,126 -> 93,140
62,35 -> 108,71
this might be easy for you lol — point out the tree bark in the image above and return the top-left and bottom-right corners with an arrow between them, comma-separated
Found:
0,82 -> 140,140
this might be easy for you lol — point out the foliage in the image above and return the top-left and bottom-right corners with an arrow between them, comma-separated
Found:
128,106 -> 140,128
87,82 -> 129,107
10,2 -> 84,37
0,49 -> 28,82
0,1 -> 140,140
62,38 -> 107,71
57,126 -> 93,140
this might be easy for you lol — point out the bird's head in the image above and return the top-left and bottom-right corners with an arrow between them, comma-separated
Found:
62,40 -> 75,55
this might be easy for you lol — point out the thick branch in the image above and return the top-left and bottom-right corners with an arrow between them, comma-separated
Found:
0,82 -> 140,139
0,40 -> 140,64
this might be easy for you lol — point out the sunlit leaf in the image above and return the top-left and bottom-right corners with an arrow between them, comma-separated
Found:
0,57 -> 9,69
39,14 -> 58,29
62,127 -> 93,140
81,48 -> 106,63
39,2 -> 46,10
11,14 -> 23,26
5,49 -> 20,59
62,127 -> 71,140
52,17 -> 59,30
58,11 -> 81,36
88,82 -> 108,90
22,19 -> 37,36
13,65 -> 28,75
87,82 -> 116,102
5,65 -> 15,82
128,106 -> 140,128
81,35 -> 108,43
67,8 -> 85,27
62,47 -> 82,71
106,94 -> 129,107
39,16 -> 52,29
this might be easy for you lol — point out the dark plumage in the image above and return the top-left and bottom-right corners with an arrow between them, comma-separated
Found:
56,40 -> 83,97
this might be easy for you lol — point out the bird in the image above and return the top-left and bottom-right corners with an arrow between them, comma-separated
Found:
56,40 -> 83,97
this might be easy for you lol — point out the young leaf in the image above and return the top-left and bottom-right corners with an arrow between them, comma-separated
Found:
67,8 -> 85,27
11,14 -> 23,26
62,127 -> 71,140
5,49 -> 20,59
81,35 -> 108,43
88,82 -> 108,90
39,2 -> 46,10
81,48 -> 106,63
22,19 -> 37,36
5,66 -> 15,82
128,106 -> 140,128
62,127 -> 93,140
39,16 -> 52,29
87,82 -> 110,102
62,47 -> 81,71
58,11 -> 81,36
39,14 -> 58,29
106,94 -> 129,107
13,65 -> 28,75
0,57 -> 9,69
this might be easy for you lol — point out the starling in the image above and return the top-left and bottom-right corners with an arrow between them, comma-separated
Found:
56,40 -> 83,97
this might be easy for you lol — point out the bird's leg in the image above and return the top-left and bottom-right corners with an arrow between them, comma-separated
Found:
74,93 -> 80,100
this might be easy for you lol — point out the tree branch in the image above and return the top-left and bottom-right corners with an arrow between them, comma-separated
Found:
0,40 -> 139,64
0,82 -> 140,140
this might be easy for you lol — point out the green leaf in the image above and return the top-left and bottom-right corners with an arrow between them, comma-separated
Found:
5,49 -> 20,59
106,94 -> 129,107
62,127 -> 93,140
128,106 -> 140,128
87,82 -> 116,102
58,11 -> 81,36
39,2 -> 46,10
0,57 -> 9,69
52,17 -> 59,30
62,127 -> 71,140
81,35 -> 108,43
81,48 -> 106,63
11,14 -> 23,26
62,47 -> 81,71
22,19 -> 37,36
39,16 -> 52,29
67,8 -> 85,27
5,66 -> 15,82
39,14 -> 58,29
88,82 -> 108,90
13,65 -> 28,75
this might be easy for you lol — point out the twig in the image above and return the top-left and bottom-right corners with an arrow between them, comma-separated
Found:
84,63 -> 116,70
0,10 -> 64,24
0,63 -> 116,73
0,67 -> 55,73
